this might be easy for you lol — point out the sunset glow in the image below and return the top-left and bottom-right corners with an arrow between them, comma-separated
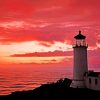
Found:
0,0 -> 99,65
0,0 -> 100,96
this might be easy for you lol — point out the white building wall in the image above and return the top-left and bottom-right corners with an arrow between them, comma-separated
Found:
71,46 -> 88,88
73,46 -> 88,80
84,76 -> 100,90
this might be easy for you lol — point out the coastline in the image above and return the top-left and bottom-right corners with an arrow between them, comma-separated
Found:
0,78 -> 100,99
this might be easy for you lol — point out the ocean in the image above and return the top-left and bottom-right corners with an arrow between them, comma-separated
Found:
0,63 -> 73,95
0,63 -> 99,95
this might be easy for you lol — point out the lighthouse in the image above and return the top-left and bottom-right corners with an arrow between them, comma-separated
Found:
70,31 -> 88,88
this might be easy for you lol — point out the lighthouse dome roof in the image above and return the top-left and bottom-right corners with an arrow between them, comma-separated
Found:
74,31 -> 86,39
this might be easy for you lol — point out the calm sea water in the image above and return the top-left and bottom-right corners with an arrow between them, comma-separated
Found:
0,63 -> 99,95
0,63 -> 73,95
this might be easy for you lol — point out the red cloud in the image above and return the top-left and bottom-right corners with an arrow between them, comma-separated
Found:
0,0 -> 99,48
0,0 -> 100,20
88,48 -> 100,67
11,50 -> 72,57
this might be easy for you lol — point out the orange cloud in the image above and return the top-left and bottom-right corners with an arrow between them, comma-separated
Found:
0,41 -> 72,57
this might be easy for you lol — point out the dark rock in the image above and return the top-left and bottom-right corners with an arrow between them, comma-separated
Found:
0,78 -> 100,99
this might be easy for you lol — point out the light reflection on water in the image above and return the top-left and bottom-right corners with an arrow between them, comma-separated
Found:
0,64 -> 73,95
0,63 -> 99,95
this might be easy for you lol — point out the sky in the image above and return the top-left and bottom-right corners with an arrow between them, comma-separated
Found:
0,0 -> 100,66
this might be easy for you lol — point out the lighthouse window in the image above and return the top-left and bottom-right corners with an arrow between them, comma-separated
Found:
89,78 -> 91,84
95,79 -> 98,85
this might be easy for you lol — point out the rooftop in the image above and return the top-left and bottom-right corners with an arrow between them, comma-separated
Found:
74,31 -> 86,39
85,71 -> 100,77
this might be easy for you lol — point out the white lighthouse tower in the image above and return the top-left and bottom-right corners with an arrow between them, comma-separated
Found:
70,31 -> 88,88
